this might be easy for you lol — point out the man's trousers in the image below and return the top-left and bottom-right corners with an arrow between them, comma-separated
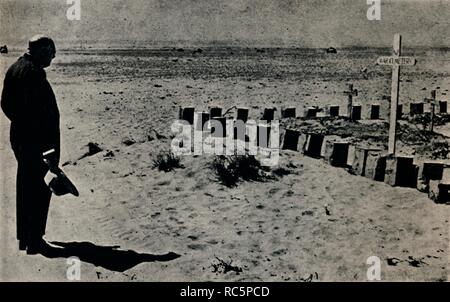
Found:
13,147 -> 51,244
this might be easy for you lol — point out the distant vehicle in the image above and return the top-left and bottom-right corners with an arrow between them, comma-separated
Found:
326,47 -> 337,54
0,45 -> 8,54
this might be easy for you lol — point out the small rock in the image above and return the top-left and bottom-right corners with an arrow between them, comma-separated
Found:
387,257 -> 401,266
88,142 -> 103,155
0,45 -> 8,54
62,161 -> 72,167
149,129 -> 167,140
122,138 -> 136,146
104,150 -> 115,158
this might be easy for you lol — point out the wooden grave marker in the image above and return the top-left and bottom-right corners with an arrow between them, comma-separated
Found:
376,34 -> 416,155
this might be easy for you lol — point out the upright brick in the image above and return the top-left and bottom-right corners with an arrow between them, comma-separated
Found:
351,105 -> 362,121
282,129 -> 301,151
410,103 -> 424,115
439,101 -> 447,114
370,105 -> 380,120
281,107 -> 296,118
304,107 -> 319,118
397,104 -> 403,119
210,107 -> 223,118
257,124 -> 271,148
262,107 -> 276,122
179,106 -> 195,125
384,156 -> 417,187
428,181 -> 450,204
194,111 -> 210,131
324,141 -> 349,167
211,117 -> 227,138
304,134 -> 324,158
329,105 -> 340,117
417,162 -> 444,192
236,107 -> 249,123
365,150 -> 386,181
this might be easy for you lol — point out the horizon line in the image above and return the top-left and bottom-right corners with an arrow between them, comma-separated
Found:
2,38 -> 449,50
3,44 -> 449,52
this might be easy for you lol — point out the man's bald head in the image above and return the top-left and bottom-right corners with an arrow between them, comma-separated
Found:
28,35 -> 56,68
28,35 -> 55,53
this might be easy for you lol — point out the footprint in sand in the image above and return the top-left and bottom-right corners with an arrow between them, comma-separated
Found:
187,244 -> 207,251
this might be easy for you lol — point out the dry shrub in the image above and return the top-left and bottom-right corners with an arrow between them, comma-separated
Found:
153,151 -> 184,172
211,154 -> 296,187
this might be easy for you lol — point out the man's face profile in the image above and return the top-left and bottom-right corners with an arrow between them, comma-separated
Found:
29,35 -> 56,68
37,44 -> 56,68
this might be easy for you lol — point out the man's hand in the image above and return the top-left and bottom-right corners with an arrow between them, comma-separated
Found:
42,149 -> 60,174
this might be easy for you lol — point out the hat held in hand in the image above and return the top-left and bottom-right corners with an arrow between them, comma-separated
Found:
49,173 -> 79,197
43,149 -> 79,197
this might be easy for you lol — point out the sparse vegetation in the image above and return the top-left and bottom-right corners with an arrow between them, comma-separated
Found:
211,154 -> 295,187
152,151 -> 184,172
397,123 -> 435,145
407,113 -> 450,130
211,154 -> 265,187
211,256 -> 243,275
416,140 -> 450,159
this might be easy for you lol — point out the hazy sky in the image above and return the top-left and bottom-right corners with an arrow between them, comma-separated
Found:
1,0 -> 449,48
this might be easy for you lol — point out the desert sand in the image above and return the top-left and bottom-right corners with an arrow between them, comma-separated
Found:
1,47 -> 449,281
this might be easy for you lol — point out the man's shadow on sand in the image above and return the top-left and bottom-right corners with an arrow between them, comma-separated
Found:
38,241 -> 180,272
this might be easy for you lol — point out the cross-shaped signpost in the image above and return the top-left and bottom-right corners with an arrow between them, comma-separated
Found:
424,90 -> 437,132
343,84 -> 358,119
377,33 -> 416,155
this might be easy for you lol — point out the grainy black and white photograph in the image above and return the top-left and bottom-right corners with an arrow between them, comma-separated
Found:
0,0 -> 449,286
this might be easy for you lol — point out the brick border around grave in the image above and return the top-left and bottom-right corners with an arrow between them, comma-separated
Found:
178,105 -> 450,204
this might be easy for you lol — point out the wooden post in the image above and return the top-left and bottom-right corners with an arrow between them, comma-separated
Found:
425,90 -> 437,132
377,34 -> 416,155
344,84 -> 358,119
430,98 -> 435,133
388,34 -> 401,155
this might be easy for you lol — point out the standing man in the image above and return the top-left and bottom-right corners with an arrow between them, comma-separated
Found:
1,35 -> 60,255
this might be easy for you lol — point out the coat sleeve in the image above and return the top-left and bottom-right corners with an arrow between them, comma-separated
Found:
21,67 -> 59,157
1,69 -> 16,121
